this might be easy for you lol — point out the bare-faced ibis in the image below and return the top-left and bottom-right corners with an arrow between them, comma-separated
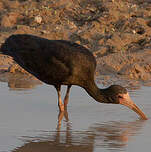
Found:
0,34 -> 147,119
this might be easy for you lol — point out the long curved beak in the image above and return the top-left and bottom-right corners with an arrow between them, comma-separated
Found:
119,93 -> 148,120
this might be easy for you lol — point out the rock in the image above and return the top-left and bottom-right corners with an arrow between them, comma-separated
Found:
6,1 -> 20,9
97,64 -> 117,75
1,12 -> 23,28
34,15 -> 42,24
8,64 -> 29,75
147,20 -> 151,27
15,25 -> 33,34
118,63 -> 150,80
0,2 -> 4,10
93,46 -> 108,57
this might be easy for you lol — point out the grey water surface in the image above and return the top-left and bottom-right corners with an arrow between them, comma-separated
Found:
0,78 -> 151,152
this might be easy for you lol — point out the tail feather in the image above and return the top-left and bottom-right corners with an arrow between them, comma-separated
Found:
0,35 -> 18,56
0,34 -> 43,56
1,42 -> 10,55
0,36 -> 11,55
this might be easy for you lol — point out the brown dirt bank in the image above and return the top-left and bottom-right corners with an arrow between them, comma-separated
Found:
0,71 -> 42,90
95,48 -> 151,89
0,0 -> 151,89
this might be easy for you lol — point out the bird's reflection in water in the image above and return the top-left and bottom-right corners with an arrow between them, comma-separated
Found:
13,110 -> 145,152
91,120 -> 145,149
0,72 -> 42,90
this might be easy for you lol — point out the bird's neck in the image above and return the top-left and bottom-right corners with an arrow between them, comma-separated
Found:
84,81 -> 106,103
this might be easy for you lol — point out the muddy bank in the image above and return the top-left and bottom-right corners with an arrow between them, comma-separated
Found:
95,48 -> 151,88
0,0 -> 151,88
0,71 -> 42,90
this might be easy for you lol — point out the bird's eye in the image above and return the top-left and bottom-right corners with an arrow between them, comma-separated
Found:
118,95 -> 123,99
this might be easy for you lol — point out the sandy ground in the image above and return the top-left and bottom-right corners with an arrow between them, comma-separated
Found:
0,0 -> 151,89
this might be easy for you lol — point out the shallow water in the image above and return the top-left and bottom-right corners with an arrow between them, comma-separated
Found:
0,78 -> 151,152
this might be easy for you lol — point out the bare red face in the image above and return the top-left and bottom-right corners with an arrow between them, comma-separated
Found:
118,93 -> 147,120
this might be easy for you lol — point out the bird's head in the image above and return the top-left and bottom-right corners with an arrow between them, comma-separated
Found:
103,85 -> 147,120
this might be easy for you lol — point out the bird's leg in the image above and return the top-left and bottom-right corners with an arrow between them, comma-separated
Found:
57,111 -> 64,129
57,110 -> 69,129
55,85 -> 64,112
63,85 -> 71,110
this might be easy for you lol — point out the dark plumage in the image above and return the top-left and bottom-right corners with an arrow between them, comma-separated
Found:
0,34 -> 147,119
1,34 -> 95,86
